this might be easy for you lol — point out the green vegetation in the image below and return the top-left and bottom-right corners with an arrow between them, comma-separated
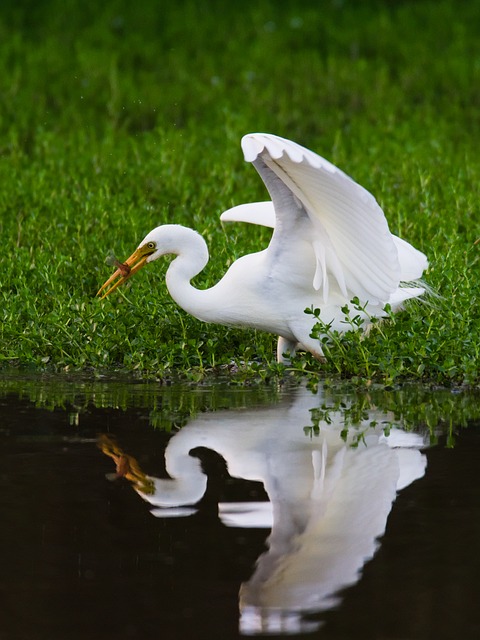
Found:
1,373 -> 478,445
0,0 -> 479,387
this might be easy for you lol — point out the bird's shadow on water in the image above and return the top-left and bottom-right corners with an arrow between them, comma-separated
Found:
0,375 -> 479,640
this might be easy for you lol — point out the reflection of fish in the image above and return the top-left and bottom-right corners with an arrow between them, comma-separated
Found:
99,435 -> 154,494
101,387 -> 427,636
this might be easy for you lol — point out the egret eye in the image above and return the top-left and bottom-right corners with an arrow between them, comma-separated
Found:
146,242 -> 156,250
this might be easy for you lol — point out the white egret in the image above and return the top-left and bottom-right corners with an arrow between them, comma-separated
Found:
98,133 -> 428,361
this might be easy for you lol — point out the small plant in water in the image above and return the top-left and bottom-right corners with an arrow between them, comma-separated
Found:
303,400 -> 387,448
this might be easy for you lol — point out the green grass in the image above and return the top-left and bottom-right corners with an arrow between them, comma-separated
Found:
0,0 -> 479,387
1,372 -> 478,448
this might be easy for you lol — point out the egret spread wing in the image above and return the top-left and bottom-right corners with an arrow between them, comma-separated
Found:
221,202 -> 427,284
241,133 -> 402,304
220,201 -> 275,228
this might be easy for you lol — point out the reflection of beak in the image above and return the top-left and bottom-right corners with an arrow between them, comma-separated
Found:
97,247 -> 149,299
98,434 -> 155,495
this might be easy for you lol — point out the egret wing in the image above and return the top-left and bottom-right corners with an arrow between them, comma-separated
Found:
392,235 -> 428,281
221,201 -> 428,284
242,133 -> 402,304
220,201 -> 275,228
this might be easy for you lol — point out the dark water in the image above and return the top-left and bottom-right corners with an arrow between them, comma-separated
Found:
1,375 -> 479,640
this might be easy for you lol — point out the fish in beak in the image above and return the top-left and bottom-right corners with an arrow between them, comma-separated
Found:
97,242 -> 156,299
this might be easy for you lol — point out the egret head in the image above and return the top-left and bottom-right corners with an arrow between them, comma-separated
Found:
97,224 -> 200,299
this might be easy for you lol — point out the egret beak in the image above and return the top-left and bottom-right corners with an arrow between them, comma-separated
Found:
97,246 -> 151,299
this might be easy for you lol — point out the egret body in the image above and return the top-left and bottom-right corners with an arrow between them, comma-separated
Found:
98,133 -> 427,362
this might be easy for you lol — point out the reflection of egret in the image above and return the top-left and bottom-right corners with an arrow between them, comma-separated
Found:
98,133 -> 427,362
101,387 -> 427,636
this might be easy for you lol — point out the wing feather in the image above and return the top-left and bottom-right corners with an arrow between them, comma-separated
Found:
220,201 -> 275,228
241,133 -> 402,302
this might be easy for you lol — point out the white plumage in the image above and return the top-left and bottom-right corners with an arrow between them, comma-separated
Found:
98,133 -> 428,362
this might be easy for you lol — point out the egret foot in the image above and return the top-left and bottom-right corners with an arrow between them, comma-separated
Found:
277,337 -> 298,364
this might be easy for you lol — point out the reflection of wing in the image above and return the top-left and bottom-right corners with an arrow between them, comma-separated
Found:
219,502 -> 273,528
224,133 -> 427,304
240,441 -> 426,621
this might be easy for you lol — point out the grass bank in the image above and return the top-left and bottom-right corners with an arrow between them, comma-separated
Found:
0,0 -> 479,386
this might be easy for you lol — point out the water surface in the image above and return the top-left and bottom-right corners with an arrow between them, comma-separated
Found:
1,375 -> 479,640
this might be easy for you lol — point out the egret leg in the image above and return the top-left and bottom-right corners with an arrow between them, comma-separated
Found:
276,337 -> 298,364
298,340 -> 327,363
